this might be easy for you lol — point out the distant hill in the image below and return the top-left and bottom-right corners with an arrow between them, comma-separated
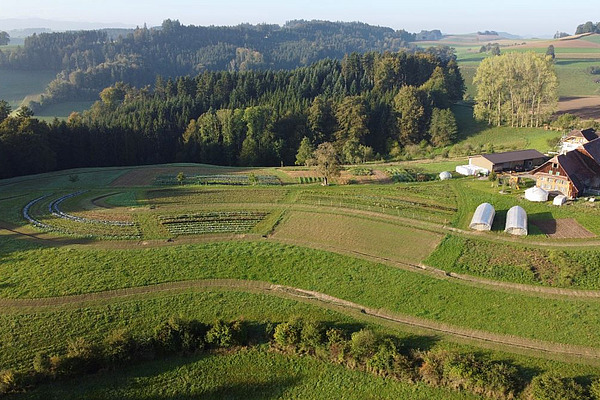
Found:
0,18 -> 135,32
0,19 -> 423,107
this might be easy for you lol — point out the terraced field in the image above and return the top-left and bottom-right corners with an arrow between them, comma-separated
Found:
3,163 -> 600,398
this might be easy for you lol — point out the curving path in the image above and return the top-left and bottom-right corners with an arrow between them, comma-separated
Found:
1,278 -> 599,363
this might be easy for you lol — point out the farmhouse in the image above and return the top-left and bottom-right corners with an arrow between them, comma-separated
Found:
532,137 -> 600,198
560,128 -> 599,154
467,150 -> 547,174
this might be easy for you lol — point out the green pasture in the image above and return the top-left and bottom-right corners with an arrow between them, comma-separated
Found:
3,288 -> 600,398
451,104 -> 561,153
0,69 -> 57,110
13,347 -> 483,400
34,101 -> 96,121
3,238 -> 600,348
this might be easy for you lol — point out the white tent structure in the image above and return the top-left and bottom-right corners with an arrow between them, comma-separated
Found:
524,186 -> 548,202
456,165 -> 488,176
505,206 -> 528,236
469,203 -> 495,231
553,195 -> 567,206
439,171 -> 452,180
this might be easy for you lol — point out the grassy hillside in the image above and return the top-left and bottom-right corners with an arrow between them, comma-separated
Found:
0,69 -> 56,110
4,163 -> 600,397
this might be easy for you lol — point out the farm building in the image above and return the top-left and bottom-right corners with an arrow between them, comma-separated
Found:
532,137 -> 600,198
469,203 -> 495,231
505,206 -> 528,236
467,150 -> 547,174
560,128 -> 599,154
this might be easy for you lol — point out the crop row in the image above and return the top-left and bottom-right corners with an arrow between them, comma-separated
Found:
23,194 -> 141,239
296,192 -> 455,223
159,211 -> 268,235
297,176 -> 323,184
49,191 -> 136,226
155,174 -> 281,186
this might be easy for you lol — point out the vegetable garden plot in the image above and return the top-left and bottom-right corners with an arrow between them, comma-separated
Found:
159,211 -> 269,235
296,191 -> 456,223
22,193 -> 141,239
155,174 -> 281,186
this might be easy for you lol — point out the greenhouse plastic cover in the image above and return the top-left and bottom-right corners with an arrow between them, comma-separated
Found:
553,195 -> 567,206
456,165 -> 488,176
439,171 -> 452,180
505,205 -> 527,236
469,202 -> 495,231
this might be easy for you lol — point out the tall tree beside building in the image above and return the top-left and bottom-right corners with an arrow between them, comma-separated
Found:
473,52 -> 558,128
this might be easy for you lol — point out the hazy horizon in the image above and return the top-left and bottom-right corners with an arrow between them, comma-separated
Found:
0,0 -> 597,37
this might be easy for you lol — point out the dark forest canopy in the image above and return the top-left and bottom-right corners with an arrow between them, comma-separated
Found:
0,20 -> 424,108
0,50 -> 464,179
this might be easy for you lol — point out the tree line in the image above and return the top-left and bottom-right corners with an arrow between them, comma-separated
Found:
576,21 -> 600,35
0,20 -> 420,108
0,50 -> 464,179
2,315 -> 598,400
473,52 -> 558,128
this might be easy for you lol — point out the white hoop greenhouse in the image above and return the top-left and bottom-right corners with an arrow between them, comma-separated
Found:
469,203 -> 495,231
505,206 -> 528,236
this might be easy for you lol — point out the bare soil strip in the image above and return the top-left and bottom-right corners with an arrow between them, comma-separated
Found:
1,278 -> 599,362
531,218 -> 596,239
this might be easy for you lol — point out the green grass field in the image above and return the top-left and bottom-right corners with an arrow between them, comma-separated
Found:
34,101 -> 96,121
13,347 -> 484,400
452,104 -> 561,153
5,163 -> 600,397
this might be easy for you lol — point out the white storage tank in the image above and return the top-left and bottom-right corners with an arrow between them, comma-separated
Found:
505,206 -> 528,236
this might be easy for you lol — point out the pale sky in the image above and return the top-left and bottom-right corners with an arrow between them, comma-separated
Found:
0,0 -> 597,36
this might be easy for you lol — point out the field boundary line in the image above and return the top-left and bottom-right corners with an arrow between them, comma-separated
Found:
1,279 -> 599,361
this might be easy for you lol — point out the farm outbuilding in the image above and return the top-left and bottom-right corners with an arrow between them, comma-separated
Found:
505,206 -> 528,236
468,149 -> 547,173
469,203 -> 495,231
524,186 -> 549,202
455,165 -> 487,176
439,171 -> 452,180
553,195 -> 567,206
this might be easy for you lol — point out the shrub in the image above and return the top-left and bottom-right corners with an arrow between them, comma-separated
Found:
590,378 -> 600,399
32,352 -> 52,375
350,329 -> 379,361
527,372 -> 586,400
154,318 -> 184,352
205,319 -> 235,348
104,329 -> 137,364
0,370 -> 19,394
299,320 -> 325,353
273,318 -> 304,349
65,337 -> 102,374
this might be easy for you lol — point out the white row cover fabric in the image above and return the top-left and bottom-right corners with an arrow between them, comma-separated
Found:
505,206 -> 528,236
553,195 -> 567,206
456,165 -> 488,176
524,186 -> 549,202
469,203 -> 495,231
439,171 -> 452,180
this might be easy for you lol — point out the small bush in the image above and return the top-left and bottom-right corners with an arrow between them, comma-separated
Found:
104,329 -> 137,364
32,352 -> 52,375
206,319 -> 244,348
0,370 -> 20,394
273,317 -> 304,349
299,320 -> 325,353
526,372 -> 586,400
350,329 -> 379,361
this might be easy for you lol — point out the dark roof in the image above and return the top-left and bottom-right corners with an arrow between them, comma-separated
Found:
579,137 -> 600,164
480,149 -> 546,164
567,128 -> 598,142
555,150 -> 600,194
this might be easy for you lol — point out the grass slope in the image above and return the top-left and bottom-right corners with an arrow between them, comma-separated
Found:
13,348 -> 482,400
3,239 -> 600,347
